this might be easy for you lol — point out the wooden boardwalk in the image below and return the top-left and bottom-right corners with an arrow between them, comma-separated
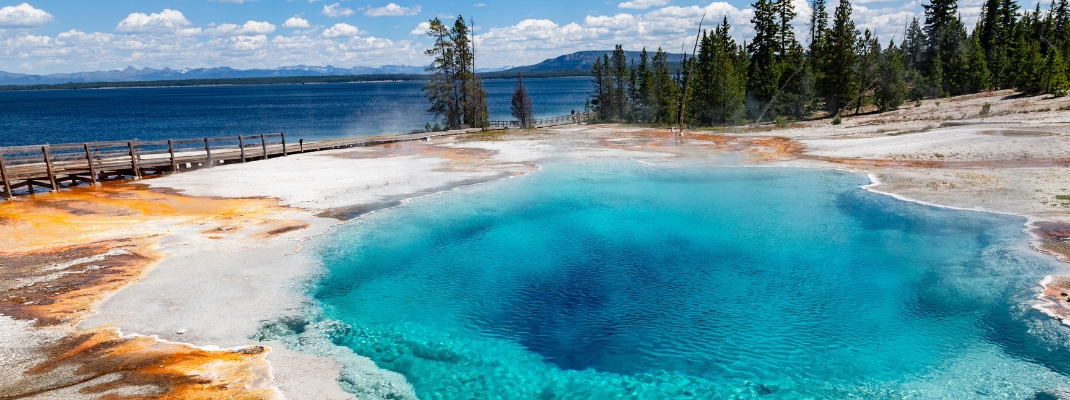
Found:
488,113 -> 590,128
0,114 -> 586,199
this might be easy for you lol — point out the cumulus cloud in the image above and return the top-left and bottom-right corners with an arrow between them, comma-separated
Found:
0,3 -> 54,28
322,3 -> 355,17
205,21 -> 276,36
618,0 -> 670,10
283,16 -> 311,28
116,9 -> 192,33
471,2 -> 758,68
322,22 -> 359,37
365,3 -> 422,17
0,0 -> 945,74
409,21 -> 430,35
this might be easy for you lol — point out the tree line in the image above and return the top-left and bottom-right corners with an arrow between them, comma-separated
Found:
589,0 -> 1070,125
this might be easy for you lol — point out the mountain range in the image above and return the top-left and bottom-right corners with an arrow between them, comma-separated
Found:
505,51 -> 682,73
0,51 -> 680,86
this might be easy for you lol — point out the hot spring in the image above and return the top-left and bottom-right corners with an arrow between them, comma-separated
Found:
305,160 -> 1070,399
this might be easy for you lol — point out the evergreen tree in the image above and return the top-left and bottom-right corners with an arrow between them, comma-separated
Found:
652,48 -> 680,122
637,48 -> 656,122
690,18 -> 747,125
511,73 -> 534,127
611,45 -> 630,121
1014,9 -> 1046,93
922,0 -> 964,96
451,16 -> 488,128
818,0 -> 858,114
421,16 -> 486,130
1045,46 -> 1070,96
590,55 -> 611,121
810,0 -> 829,47
748,0 -> 782,113
628,60 -> 639,122
853,29 -> 881,114
903,17 -> 926,73
422,18 -> 459,128
948,32 -> 991,94
875,40 -> 908,111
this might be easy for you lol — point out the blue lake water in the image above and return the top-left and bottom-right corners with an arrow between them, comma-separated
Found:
0,76 -> 591,146
311,160 -> 1070,399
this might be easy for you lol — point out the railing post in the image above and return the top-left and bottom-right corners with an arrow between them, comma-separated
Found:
0,153 -> 11,200
260,134 -> 267,160
83,144 -> 98,185
204,137 -> 213,167
167,139 -> 177,171
281,132 -> 287,156
238,136 -> 246,163
299,139 -> 304,153
42,145 -> 58,191
128,141 -> 142,179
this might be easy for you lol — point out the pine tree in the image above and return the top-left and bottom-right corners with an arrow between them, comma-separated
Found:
1014,8 -> 1046,93
809,0 -> 829,48
451,16 -> 487,129
591,56 -> 610,121
818,0 -> 858,115
652,48 -> 679,123
611,45 -> 629,121
638,48 -> 656,122
690,18 -> 747,125
748,0 -> 782,115
1045,46 -> 1070,96
948,32 -> 990,94
875,40 -> 908,111
853,29 -> 881,114
922,0 -> 963,96
511,73 -> 534,127
422,18 -> 459,129
421,16 -> 486,130
627,60 -> 639,122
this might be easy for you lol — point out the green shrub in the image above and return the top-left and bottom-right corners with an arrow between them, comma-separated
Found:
832,115 -> 842,125
980,102 -> 991,117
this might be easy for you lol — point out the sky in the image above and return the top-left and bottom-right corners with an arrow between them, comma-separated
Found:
0,0 -> 1007,74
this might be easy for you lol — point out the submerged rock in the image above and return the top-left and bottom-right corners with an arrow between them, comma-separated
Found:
1037,388 -> 1070,400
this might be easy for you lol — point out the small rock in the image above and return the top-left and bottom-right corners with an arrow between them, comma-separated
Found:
177,329 -> 188,335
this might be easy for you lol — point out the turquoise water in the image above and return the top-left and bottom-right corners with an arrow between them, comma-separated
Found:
310,161 -> 1070,399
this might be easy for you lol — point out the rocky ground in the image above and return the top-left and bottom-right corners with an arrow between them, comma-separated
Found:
2,88 -> 1070,399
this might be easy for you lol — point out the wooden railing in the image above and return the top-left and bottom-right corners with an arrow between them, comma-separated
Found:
0,126 -> 504,199
488,113 -> 590,128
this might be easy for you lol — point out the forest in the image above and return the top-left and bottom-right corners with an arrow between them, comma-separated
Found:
588,0 -> 1070,125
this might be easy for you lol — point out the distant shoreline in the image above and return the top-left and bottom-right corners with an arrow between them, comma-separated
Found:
0,70 -> 590,92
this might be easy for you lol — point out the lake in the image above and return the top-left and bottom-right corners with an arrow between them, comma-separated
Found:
0,76 -> 592,147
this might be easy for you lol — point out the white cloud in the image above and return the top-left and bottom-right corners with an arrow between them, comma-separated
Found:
0,3 -> 54,28
409,21 -> 430,35
322,22 -> 359,37
116,9 -> 192,33
618,0 -> 670,10
474,2 -> 486,6
365,3 -> 422,17
206,21 -> 276,36
283,16 -> 312,28
322,3 -> 355,17
0,0 -> 942,74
